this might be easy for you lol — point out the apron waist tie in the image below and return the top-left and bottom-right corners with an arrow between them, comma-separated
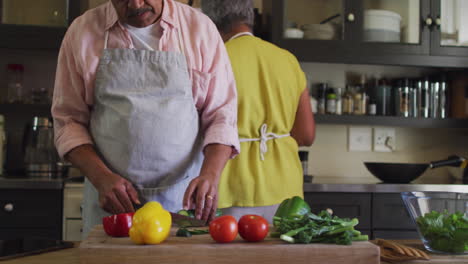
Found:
239,124 -> 290,161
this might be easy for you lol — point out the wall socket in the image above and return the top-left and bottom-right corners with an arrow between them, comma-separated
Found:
373,127 -> 396,152
348,127 -> 372,152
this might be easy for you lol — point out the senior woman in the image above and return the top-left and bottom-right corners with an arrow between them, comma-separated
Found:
202,0 -> 316,222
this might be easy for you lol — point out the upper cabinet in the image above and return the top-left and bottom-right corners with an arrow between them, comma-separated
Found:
80,0 -> 109,13
0,0 -> 80,49
263,0 -> 468,68
430,0 -> 468,57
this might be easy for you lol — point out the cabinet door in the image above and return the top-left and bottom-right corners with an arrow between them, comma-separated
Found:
270,0 -> 359,62
430,0 -> 468,57
304,193 -> 371,229
372,193 -> 416,230
373,230 -> 420,240
0,0 -> 80,49
355,0 -> 431,56
266,0 -> 436,64
79,0 -> 108,13
0,228 -> 61,240
64,219 -> 83,241
0,189 -> 62,230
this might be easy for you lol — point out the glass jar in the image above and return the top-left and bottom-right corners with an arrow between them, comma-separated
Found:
6,64 -> 24,103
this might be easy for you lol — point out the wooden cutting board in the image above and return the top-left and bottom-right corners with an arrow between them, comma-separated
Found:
79,225 -> 380,264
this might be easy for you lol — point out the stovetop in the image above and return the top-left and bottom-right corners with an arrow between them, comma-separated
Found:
0,238 -> 74,260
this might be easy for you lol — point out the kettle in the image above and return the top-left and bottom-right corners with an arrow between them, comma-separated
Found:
23,116 -> 60,178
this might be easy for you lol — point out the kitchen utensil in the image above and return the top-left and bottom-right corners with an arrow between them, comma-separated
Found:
364,155 -> 466,183
23,116 -> 60,178
80,226 -> 381,264
373,239 -> 430,262
170,212 -> 205,227
320,14 -> 340,24
302,23 -> 335,40
364,9 -> 401,43
401,192 -> 468,254
283,27 -> 304,39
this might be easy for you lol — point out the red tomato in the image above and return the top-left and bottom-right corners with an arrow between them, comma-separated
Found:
209,215 -> 238,243
238,215 -> 269,242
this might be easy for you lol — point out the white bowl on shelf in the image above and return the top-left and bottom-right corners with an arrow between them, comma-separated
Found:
364,9 -> 402,43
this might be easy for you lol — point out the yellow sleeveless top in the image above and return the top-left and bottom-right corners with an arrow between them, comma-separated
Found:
218,35 -> 306,208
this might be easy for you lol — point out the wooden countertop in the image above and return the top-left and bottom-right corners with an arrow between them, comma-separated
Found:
1,247 -> 80,264
1,240 -> 466,264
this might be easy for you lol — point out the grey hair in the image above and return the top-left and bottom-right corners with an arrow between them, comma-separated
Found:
201,0 -> 254,34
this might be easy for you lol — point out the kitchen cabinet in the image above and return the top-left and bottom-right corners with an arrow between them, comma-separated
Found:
372,193 -> 416,230
0,188 -> 63,240
304,193 -> 372,230
0,0 -> 81,49
304,192 -> 427,239
62,182 -> 83,241
263,0 -> 468,68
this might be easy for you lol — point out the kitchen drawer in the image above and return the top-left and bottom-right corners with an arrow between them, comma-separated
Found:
372,193 -> 416,230
373,230 -> 420,240
304,193 -> 371,229
64,219 -> 83,241
63,187 -> 83,218
0,189 -> 62,228
0,228 -> 61,240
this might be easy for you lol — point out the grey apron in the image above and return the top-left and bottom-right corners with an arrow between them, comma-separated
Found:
82,27 -> 203,237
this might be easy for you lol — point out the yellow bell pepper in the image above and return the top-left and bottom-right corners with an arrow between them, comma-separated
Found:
129,201 -> 172,245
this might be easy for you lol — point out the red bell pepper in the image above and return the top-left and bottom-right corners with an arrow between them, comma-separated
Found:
102,212 -> 135,237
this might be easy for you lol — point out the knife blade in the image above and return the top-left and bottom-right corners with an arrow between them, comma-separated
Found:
170,211 -> 206,227
132,185 -> 205,227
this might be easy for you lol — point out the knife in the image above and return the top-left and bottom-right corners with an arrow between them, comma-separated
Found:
133,186 -> 206,227
170,212 -> 206,227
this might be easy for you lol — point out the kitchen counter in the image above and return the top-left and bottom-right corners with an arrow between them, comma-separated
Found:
1,241 -> 467,264
1,176 -> 466,193
303,183 -> 468,193
0,176 -> 84,190
1,247 -> 79,264
0,177 -> 64,189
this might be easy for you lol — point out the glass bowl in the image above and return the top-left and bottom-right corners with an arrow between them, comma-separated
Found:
401,192 -> 468,255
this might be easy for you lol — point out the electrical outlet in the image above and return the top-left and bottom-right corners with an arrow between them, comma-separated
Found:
348,127 -> 372,152
373,127 -> 396,152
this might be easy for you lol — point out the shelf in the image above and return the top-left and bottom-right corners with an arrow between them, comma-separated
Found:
315,114 -> 468,128
0,103 -> 51,116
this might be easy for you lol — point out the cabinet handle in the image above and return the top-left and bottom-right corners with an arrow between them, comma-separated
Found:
425,16 -> 433,27
4,203 -> 13,212
347,13 -> 355,22
435,16 -> 441,29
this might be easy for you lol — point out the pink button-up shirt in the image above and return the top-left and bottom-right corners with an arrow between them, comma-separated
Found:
52,0 -> 240,159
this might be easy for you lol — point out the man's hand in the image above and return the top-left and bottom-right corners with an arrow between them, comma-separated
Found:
65,144 -> 140,214
183,144 -> 232,223
95,172 -> 140,214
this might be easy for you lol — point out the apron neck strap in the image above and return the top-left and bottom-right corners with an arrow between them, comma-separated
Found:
104,31 -> 109,49
228,31 -> 253,42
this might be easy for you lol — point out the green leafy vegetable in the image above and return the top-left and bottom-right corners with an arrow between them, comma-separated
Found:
416,210 -> 468,253
273,210 -> 368,245
176,227 -> 210,237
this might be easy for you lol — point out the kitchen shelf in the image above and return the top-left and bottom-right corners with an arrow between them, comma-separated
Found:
315,114 -> 468,128
0,103 -> 51,116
